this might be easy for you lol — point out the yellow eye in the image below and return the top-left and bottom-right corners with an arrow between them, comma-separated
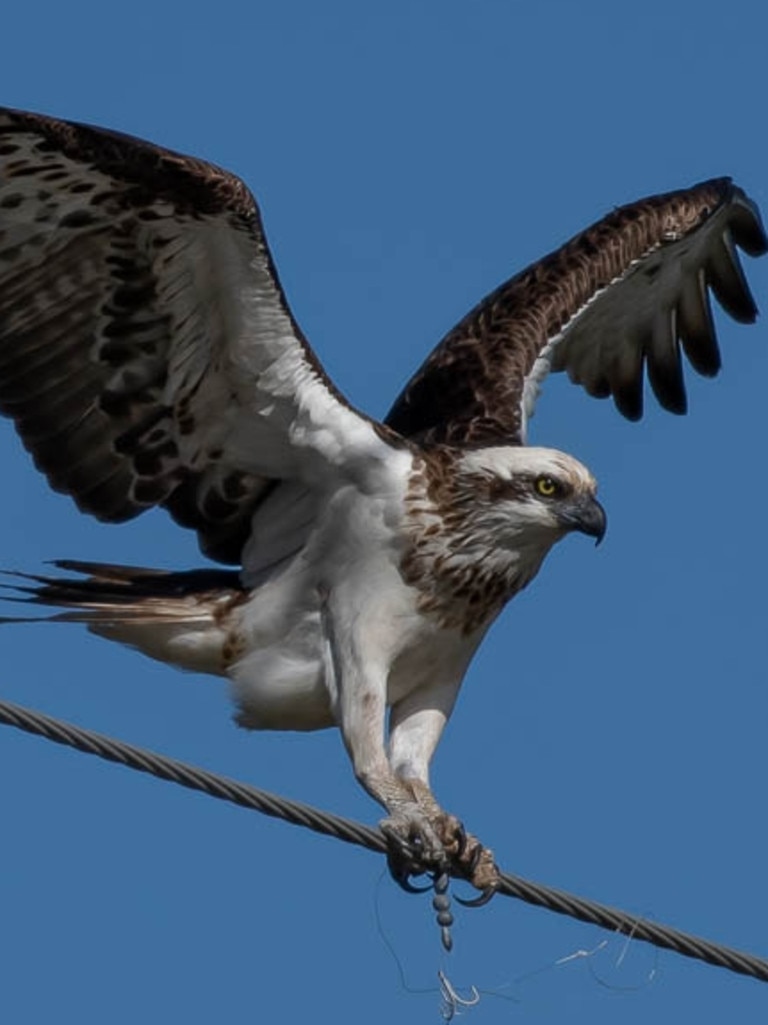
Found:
535,475 -> 559,498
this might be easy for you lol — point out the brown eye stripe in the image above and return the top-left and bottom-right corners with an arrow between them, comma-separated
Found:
486,474 -> 573,502
487,477 -> 529,501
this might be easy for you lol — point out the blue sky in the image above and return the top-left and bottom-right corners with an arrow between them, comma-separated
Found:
0,1 -> 766,1021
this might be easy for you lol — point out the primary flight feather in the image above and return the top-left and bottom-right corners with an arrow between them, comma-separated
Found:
0,106 -> 764,893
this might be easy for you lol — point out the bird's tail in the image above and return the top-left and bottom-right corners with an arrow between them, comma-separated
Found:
0,560 -> 247,673
0,559 -> 245,622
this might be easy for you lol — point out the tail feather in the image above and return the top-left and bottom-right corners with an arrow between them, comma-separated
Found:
0,560 -> 246,624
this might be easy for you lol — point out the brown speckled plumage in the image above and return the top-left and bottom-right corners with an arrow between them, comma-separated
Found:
400,449 -> 539,633
386,179 -> 766,442
1,109 -> 257,218
0,107 -> 358,564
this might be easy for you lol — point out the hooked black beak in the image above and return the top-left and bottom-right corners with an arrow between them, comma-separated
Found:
558,495 -> 607,546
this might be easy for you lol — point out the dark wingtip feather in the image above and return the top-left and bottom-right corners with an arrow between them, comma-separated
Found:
648,375 -> 688,416
613,383 -> 644,422
707,231 -> 761,324
729,188 -> 768,258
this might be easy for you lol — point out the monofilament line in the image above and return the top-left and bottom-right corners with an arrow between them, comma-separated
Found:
1,696 -> 766,984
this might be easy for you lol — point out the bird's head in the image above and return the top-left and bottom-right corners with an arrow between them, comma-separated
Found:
405,444 -> 607,631
451,445 -> 606,553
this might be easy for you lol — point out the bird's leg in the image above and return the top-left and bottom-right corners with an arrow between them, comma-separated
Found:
388,689 -> 500,898
319,587 -> 450,873
319,587 -> 498,896
335,704 -> 450,875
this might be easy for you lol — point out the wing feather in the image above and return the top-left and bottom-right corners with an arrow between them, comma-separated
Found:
386,178 -> 766,445
706,228 -> 758,322
677,270 -> 720,377
646,309 -> 685,415
0,108 -> 392,563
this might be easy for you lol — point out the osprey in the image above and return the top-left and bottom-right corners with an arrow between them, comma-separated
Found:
0,107 -> 764,896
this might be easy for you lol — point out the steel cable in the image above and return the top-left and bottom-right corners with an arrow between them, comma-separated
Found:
1,696 -> 766,983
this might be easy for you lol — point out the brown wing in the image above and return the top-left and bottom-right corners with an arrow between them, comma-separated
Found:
0,108 -> 386,564
385,178 -> 767,446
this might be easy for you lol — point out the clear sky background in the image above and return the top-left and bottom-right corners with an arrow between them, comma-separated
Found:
0,2 -> 766,1022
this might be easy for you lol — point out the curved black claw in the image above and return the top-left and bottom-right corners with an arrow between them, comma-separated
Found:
452,822 -> 468,860
455,884 -> 498,909
382,822 -> 435,893
387,861 -> 432,894
465,837 -> 484,875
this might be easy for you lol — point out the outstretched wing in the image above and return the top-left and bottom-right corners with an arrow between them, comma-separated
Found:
386,178 -> 767,446
0,108 -> 391,563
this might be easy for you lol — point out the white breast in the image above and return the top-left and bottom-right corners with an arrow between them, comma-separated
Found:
229,446 -> 430,731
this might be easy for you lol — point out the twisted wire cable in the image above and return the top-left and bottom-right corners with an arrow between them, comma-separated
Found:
1,696 -> 766,983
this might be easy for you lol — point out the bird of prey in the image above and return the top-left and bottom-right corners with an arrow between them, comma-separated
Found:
0,107 -> 764,897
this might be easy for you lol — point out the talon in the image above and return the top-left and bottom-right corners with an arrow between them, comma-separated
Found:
386,854 -> 432,893
453,822 -> 468,859
455,883 -> 497,908
380,811 -> 447,870
465,839 -> 483,875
